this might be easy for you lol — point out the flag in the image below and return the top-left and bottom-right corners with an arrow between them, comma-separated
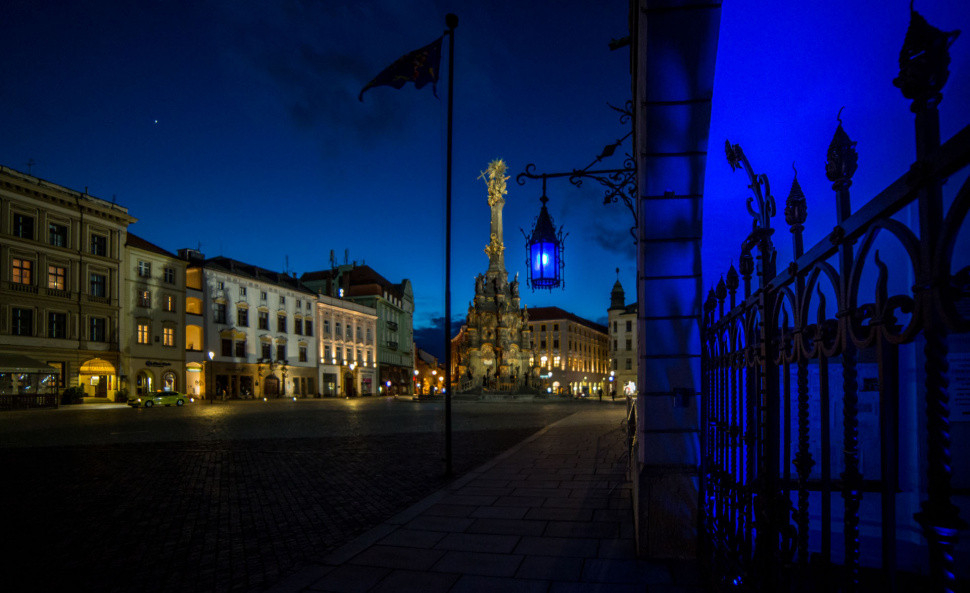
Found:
359,36 -> 443,102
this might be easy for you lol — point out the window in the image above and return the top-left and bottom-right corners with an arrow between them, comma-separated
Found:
324,320 -> 330,335
306,302 -> 312,311
553,339 -> 559,349
49,223 -> 67,247
48,312 -> 66,339
296,299 -> 301,308
13,214 -> 34,239
12,259 -> 32,285
258,310 -> 269,330
237,308 -> 249,326
294,318 -> 302,335
324,345 -> 331,360
234,339 -> 246,358
221,339 -> 232,356
335,322 -> 341,337
613,359 -> 618,370
261,291 -> 267,301
12,308 -> 33,336
214,303 -> 227,323
540,324 -> 546,332
540,340 -> 546,349
626,320 -> 632,332
138,290 -> 151,308
90,273 -> 106,297
299,345 -> 308,362
554,324 -> 559,331
261,342 -> 272,359
90,317 -> 106,342
164,295 -> 175,312
277,344 -> 286,361
240,286 -> 247,296
163,327 -> 174,347
137,261 -> 151,277
163,267 -> 175,284
137,323 -> 150,344
277,314 -> 287,333
357,326 -> 362,340
90,234 -> 107,256
613,339 -> 618,350
217,281 -> 224,290
345,325 -> 352,340
625,358 -> 632,370
48,266 -> 66,290
279,295 -> 285,305
366,328 -> 372,341
625,339 -> 632,351
304,320 -> 313,336
613,321 -> 617,332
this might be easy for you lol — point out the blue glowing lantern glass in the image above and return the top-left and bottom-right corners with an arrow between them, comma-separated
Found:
524,194 -> 565,290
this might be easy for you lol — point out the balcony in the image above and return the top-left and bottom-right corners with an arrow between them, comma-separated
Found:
7,282 -> 38,294
45,288 -> 72,299
387,341 -> 398,351
86,294 -> 110,304
386,320 -> 398,331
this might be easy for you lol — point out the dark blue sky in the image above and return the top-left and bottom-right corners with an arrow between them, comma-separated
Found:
2,1 -> 967,346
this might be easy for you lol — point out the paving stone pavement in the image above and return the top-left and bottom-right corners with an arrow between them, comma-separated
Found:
2,424 -> 558,593
267,406 -> 705,593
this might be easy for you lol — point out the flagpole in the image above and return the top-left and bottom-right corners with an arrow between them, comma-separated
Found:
444,13 -> 457,478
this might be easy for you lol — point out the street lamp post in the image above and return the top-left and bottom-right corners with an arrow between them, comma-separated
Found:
206,351 -> 214,404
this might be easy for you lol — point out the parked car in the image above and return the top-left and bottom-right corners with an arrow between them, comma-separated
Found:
128,390 -> 187,408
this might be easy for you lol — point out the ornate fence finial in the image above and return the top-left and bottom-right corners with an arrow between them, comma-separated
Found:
893,6 -> 960,111
826,108 -> 858,191
726,264 -> 739,308
785,164 -> 807,229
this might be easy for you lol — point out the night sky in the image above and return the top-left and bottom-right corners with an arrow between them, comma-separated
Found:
2,1 -> 968,357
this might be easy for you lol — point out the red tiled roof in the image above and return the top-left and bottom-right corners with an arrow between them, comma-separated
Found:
125,232 -> 176,258
526,306 -> 608,334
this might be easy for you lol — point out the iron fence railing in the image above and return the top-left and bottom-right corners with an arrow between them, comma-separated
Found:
700,11 -> 967,593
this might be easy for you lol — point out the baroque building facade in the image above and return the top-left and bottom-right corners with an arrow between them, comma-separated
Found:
525,306 -> 609,397
453,159 -> 533,392
122,233 -> 187,397
316,293 -> 377,396
0,164 -> 135,401
302,263 -> 414,395
187,255 -> 318,399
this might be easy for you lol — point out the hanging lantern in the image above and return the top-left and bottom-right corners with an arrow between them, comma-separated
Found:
523,182 -> 566,290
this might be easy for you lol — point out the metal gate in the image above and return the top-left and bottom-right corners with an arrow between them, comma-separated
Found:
700,10 -> 968,592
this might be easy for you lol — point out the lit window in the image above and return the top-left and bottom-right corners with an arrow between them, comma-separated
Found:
163,327 -> 174,346
137,323 -> 150,344
138,290 -> 151,308
164,295 -> 176,312
48,266 -> 66,290
12,259 -> 32,285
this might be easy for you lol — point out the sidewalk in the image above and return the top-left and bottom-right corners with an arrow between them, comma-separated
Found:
267,405 -> 703,593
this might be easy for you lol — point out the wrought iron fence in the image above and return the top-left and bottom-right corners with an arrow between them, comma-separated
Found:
700,10 -> 967,593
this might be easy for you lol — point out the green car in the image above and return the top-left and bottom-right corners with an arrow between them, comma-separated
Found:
128,390 -> 188,408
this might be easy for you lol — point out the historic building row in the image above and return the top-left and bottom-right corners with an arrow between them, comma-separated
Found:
0,164 -> 415,402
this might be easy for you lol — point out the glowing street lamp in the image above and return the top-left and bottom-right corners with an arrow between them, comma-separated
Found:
522,178 -> 565,290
